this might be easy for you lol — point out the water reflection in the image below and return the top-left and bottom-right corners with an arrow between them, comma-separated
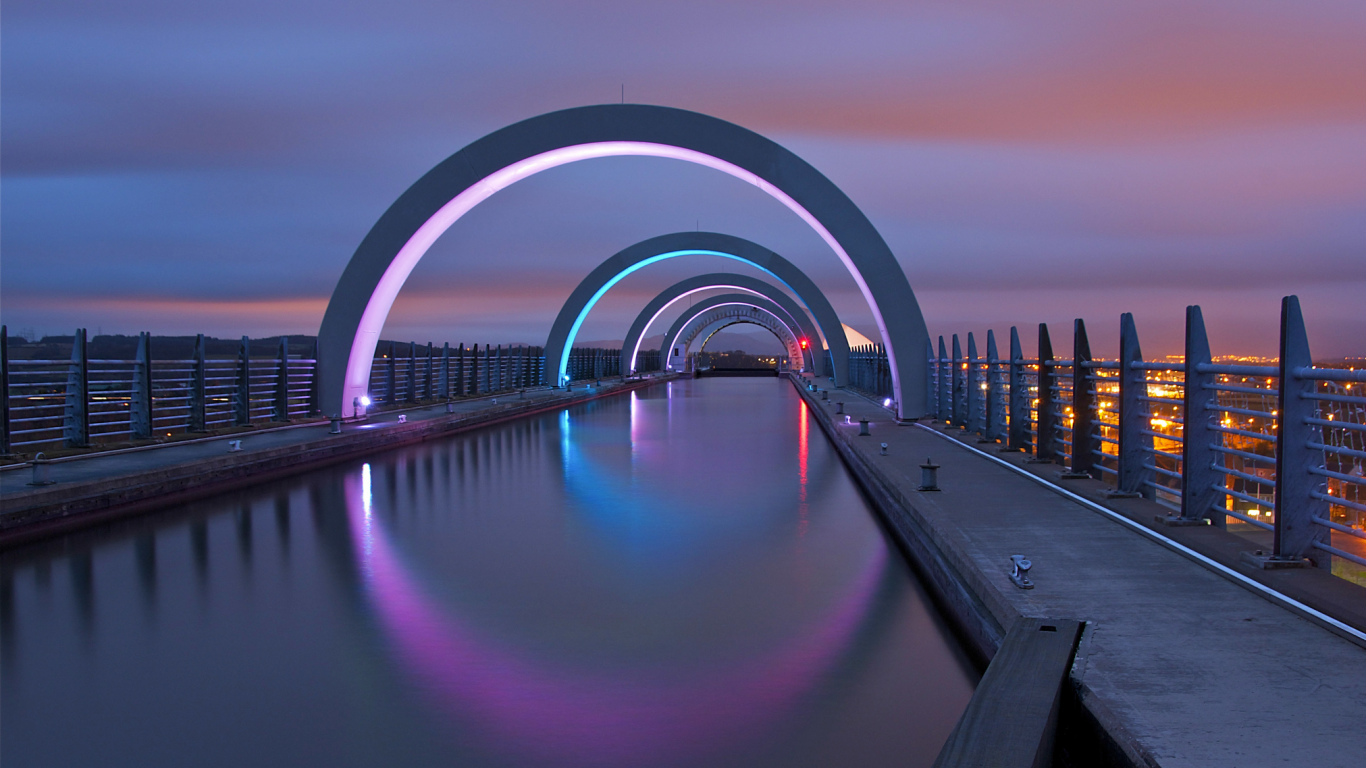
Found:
1,379 -> 976,767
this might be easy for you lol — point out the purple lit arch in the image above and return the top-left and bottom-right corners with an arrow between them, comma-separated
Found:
660,295 -> 804,371
317,105 -> 929,417
613,273 -> 822,373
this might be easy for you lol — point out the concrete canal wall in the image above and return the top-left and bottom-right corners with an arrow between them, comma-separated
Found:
789,373 -> 1365,768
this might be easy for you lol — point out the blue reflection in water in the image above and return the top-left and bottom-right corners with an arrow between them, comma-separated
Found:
0,378 -> 976,768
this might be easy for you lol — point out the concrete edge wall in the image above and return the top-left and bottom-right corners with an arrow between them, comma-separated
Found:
787,374 -> 1157,768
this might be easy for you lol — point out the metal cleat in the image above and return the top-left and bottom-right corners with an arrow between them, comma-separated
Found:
1010,555 -> 1033,589
918,458 -> 941,491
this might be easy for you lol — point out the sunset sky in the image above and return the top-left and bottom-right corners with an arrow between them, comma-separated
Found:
3,0 -> 1364,359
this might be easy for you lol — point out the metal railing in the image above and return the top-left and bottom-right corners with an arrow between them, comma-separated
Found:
923,296 -> 1365,582
2,328 -> 627,455
849,343 -> 893,399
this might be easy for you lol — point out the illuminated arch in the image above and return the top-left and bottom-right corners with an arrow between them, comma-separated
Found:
686,314 -> 806,371
316,104 -> 928,418
612,272 -> 822,375
695,319 -> 790,366
542,232 -> 851,384
661,296 -> 804,371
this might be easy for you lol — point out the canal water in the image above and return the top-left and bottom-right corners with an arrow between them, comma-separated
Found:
1,378 -> 976,767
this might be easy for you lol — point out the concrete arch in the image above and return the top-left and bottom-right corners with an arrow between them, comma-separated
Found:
542,232 -> 851,386
617,272 -> 822,376
661,295 -> 803,371
673,307 -> 799,369
316,104 -> 928,418
695,319 -> 790,365
674,311 -> 803,372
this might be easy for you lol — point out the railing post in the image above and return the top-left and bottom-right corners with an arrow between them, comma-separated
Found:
1067,319 -> 1096,477
189,334 -> 206,432
384,342 -> 396,404
986,330 -> 1006,443
1117,313 -> 1153,497
440,343 -> 451,399
234,336 -> 251,426
1274,295 -> 1331,568
937,337 -> 950,422
132,331 -> 154,439
1,325 -> 10,455
406,342 -> 417,403
1035,323 -> 1057,463
1008,327 -> 1029,452
456,343 -> 466,396
967,333 -> 983,436
1179,306 -> 1220,525
925,338 -> 936,417
63,328 -> 90,447
951,334 -> 965,427
423,342 -> 432,400
272,336 -> 291,422
472,343 -> 481,394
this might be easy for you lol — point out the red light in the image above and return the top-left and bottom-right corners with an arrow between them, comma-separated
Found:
800,338 -> 809,349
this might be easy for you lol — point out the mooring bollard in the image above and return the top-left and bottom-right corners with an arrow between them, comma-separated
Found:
228,440 -> 242,452
836,402 -> 844,414
821,390 -> 828,400
858,418 -> 870,436
880,442 -> 888,455
918,458 -> 941,491
329,417 -> 342,434
29,452 -> 54,486
1010,555 -> 1034,589
397,414 -> 407,424
446,401 -> 455,413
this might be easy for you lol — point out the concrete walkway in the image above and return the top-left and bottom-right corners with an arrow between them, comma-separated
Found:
2,377 -> 668,544
793,374 -> 1364,768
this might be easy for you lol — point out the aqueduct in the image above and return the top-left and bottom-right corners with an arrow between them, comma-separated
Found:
316,104 -> 928,418
660,295 -> 804,372
542,232 -> 851,385
615,272 -> 823,375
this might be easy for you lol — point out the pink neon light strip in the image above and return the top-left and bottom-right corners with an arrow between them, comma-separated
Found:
342,142 -> 898,414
